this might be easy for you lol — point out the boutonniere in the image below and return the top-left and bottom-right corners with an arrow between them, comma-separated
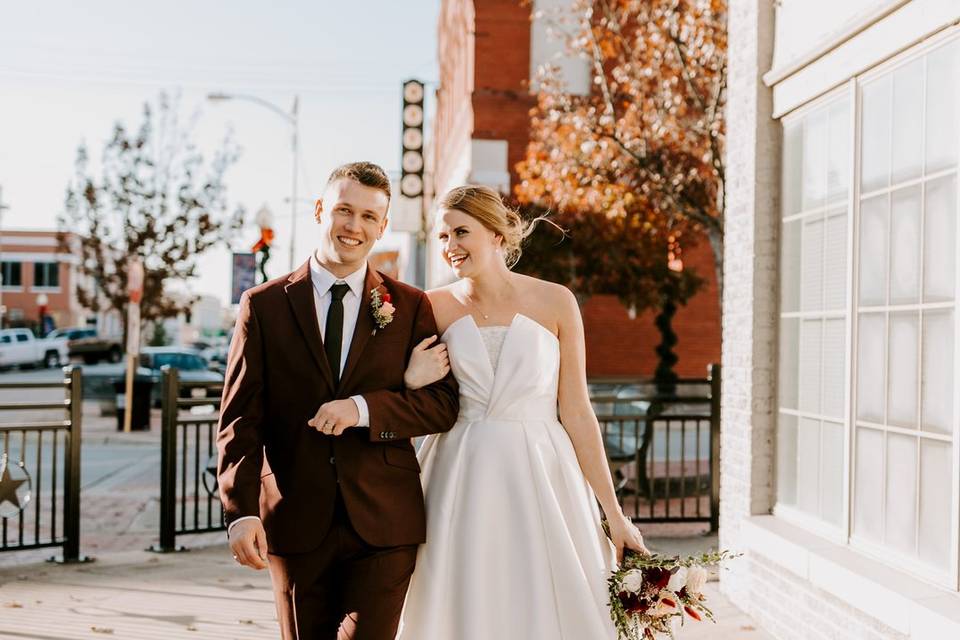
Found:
370,285 -> 395,333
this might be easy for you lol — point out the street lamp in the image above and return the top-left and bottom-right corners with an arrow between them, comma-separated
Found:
36,293 -> 49,335
207,92 -> 300,271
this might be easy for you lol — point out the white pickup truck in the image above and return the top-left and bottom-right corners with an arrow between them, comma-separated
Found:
0,328 -> 70,369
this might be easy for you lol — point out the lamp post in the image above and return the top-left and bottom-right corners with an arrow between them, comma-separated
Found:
207,93 -> 299,271
36,292 -> 49,335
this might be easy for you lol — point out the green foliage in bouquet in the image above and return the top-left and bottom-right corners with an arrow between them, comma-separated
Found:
603,522 -> 739,640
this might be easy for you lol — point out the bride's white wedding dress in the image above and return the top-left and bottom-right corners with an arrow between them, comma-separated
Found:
397,313 -> 617,640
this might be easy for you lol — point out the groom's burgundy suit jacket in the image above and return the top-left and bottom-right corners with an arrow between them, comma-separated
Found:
216,261 -> 459,554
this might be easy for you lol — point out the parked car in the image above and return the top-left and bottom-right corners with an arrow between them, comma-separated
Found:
0,328 -> 71,369
67,329 -> 123,364
79,346 -> 223,406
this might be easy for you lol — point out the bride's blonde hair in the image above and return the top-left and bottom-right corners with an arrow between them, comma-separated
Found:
438,185 -> 549,269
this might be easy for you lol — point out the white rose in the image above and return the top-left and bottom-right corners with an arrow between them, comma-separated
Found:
685,565 -> 709,595
666,566 -> 688,593
621,569 -> 644,593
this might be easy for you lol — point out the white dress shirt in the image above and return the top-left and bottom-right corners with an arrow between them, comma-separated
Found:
227,255 -> 371,537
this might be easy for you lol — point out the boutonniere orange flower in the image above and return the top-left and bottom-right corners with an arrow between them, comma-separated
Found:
370,286 -> 395,333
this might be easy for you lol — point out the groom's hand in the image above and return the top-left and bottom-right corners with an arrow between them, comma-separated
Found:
229,519 -> 268,570
308,399 -> 360,436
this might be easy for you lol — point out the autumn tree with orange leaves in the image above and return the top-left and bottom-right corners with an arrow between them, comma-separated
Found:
515,0 -> 727,299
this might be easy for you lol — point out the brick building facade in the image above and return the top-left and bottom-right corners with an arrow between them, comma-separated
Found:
429,0 -> 721,380
0,230 -> 85,332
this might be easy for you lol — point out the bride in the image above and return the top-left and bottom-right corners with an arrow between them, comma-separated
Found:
396,185 -> 649,639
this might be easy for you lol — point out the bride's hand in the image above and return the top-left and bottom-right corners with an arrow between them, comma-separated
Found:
608,512 -> 650,563
404,335 -> 450,390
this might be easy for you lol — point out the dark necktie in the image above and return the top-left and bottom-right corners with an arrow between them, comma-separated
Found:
325,283 -> 351,385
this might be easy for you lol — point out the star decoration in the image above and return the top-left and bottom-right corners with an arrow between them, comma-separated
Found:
0,458 -> 28,513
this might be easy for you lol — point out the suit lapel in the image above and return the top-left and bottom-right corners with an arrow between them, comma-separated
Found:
339,266 -> 383,392
284,261 -> 335,393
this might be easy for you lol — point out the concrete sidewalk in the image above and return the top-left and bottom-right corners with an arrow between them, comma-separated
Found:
0,542 -> 773,640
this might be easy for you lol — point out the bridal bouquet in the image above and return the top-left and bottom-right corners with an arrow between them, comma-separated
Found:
608,547 -> 737,640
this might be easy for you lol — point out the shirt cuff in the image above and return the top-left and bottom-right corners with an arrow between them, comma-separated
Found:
227,515 -> 261,538
351,395 -> 369,427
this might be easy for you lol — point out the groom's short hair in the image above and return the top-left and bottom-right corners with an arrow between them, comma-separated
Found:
327,161 -> 391,201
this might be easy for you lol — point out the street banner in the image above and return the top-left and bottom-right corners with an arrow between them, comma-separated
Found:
231,252 -> 257,304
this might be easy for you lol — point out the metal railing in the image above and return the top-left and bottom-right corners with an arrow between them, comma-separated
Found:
0,368 -> 87,561
593,364 -> 720,531
151,367 -> 225,552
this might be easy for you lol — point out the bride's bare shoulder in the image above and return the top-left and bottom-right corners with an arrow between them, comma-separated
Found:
514,275 -> 578,334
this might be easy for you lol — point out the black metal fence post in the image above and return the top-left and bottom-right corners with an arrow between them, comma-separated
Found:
709,363 -> 721,532
58,366 -> 85,562
151,366 -> 182,552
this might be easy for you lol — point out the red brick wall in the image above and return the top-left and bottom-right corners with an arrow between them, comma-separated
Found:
472,0 -> 535,187
582,238 -> 720,379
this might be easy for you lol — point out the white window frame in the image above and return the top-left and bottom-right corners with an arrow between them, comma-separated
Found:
775,82 -> 855,547
775,27 -> 960,591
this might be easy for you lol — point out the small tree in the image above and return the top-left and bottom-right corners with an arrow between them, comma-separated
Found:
60,93 -> 244,343
516,0 -> 727,294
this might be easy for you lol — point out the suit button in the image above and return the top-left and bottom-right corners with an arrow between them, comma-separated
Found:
329,456 -> 335,465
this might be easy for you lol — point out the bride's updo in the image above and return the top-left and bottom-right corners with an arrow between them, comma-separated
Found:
438,185 -> 539,269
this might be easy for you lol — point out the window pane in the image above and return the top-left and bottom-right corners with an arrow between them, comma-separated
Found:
858,195 -> 888,306
856,313 -> 886,422
826,100 -> 850,204
781,219 -> 801,313
783,122 -> 803,217
887,312 -> 919,428
923,175 -> 956,302
802,216 -> 824,311
891,59 -> 924,184
779,318 -> 800,410
861,76 -> 892,193
820,420 -> 844,525
889,186 -> 922,305
797,417 -> 821,515
925,40 -> 960,174
777,412 -> 798,506
802,109 -> 828,211
822,318 -> 845,420
799,319 -> 822,414
919,439 -> 953,568
823,211 -> 847,310
854,427 -> 884,541
884,433 -> 917,554
921,310 -> 954,435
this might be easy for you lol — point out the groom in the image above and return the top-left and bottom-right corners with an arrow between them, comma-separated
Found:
217,161 -> 459,640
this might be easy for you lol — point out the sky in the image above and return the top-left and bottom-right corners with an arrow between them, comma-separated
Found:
0,0 -> 439,304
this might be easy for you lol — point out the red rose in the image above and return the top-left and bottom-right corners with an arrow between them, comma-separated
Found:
382,292 -> 392,303
645,567 -> 672,591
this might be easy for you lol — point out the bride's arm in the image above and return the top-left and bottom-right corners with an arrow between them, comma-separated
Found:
554,286 -> 649,561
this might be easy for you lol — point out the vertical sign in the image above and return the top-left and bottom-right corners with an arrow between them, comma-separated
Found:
123,257 -> 144,433
231,252 -> 257,304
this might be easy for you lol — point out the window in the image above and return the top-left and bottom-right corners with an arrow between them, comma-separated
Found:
33,262 -> 59,289
777,94 -> 850,530
852,39 -> 958,580
1,261 -> 22,288
777,35 -> 960,588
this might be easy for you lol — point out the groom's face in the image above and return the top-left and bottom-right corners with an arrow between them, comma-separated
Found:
314,178 -> 390,272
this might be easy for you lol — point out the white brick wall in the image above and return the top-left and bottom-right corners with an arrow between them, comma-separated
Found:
720,0 -> 779,609
722,2 -> 930,638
